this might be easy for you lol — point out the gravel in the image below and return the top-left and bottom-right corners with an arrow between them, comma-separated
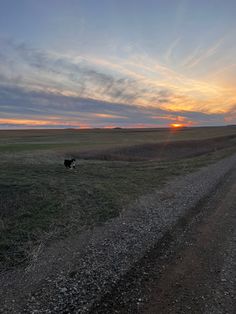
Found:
1,153 -> 236,313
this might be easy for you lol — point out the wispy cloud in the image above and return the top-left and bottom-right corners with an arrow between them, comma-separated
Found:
0,37 -> 235,128
0,83 -> 228,128
182,37 -> 224,69
164,37 -> 181,64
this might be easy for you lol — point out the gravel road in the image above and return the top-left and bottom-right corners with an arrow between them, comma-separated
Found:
1,153 -> 236,313
142,168 -> 236,314
93,165 -> 236,313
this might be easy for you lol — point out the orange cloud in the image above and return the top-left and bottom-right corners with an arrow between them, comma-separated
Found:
0,118 -> 90,128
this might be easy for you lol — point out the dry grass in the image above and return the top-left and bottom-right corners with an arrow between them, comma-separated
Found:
75,134 -> 236,161
0,126 -> 236,269
1,126 -> 236,154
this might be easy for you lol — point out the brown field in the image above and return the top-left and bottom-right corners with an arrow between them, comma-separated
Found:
0,126 -> 236,155
77,134 -> 236,161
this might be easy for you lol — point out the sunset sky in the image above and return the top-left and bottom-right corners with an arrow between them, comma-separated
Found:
0,0 -> 236,128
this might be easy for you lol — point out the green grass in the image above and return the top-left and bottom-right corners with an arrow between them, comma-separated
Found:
0,126 -> 236,268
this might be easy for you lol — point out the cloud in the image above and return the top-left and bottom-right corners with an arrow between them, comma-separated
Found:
224,104 -> 236,124
0,37 -> 235,128
0,83 -> 228,128
182,37 -> 224,69
165,37 -> 181,64
0,52 -> 175,110
0,38 -> 157,105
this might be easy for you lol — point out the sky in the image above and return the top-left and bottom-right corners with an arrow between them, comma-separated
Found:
0,0 -> 236,129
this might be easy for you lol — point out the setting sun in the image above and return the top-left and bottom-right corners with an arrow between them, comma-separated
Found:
170,123 -> 185,128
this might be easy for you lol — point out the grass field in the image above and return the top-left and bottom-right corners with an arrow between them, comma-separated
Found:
1,126 -> 236,154
0,126 -> 236,269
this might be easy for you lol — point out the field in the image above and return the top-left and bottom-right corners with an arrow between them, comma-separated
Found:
0,126 -> 236,269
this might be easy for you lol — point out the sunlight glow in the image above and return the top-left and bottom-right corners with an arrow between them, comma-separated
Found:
170,123 -> 185,128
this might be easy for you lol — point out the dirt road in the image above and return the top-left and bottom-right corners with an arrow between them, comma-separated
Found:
93,169 -> 236,313
1,156 -> 235,313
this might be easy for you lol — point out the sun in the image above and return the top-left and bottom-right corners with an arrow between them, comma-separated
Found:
170,123 -> 185,128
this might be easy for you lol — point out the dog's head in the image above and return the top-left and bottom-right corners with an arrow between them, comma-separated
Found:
71,159 -> 76,168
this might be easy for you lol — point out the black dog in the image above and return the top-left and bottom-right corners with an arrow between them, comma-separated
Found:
64,158 -> 76,169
